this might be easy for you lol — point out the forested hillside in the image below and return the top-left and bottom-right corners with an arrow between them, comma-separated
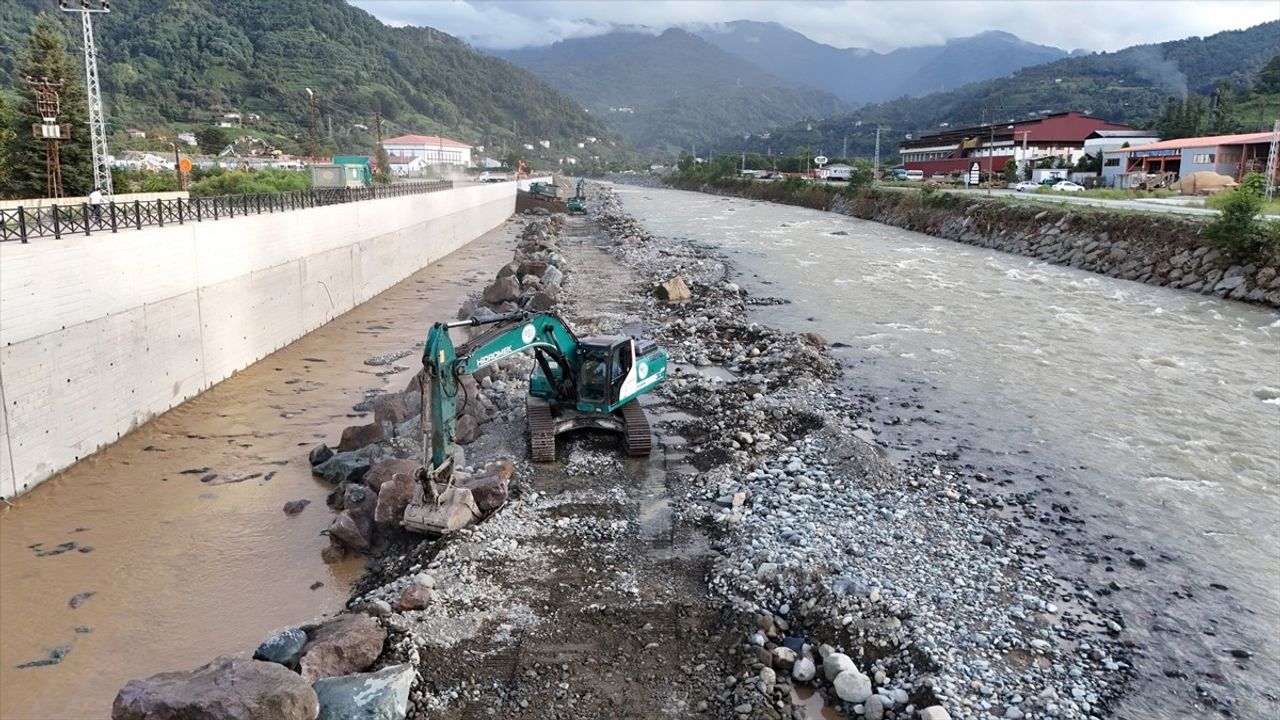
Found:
723,21 -> 1280,161
499,28 -> 848,154
0,0 -> 617,158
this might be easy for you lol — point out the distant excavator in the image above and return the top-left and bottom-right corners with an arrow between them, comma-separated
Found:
403,310 -> 668,534
566,178 -> 587,214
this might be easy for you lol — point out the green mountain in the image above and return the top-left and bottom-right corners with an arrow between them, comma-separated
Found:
720,21 -> 1280,162
498,28 -> 849,155
0,0 -> 618,161
699,22 -> 1072,105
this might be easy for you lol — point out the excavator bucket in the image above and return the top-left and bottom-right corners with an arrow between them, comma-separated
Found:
402,460 -> 481,536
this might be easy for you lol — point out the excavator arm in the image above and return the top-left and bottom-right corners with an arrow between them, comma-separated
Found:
421,310 -> 580,471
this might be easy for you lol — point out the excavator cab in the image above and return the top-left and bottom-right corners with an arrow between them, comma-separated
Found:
576,338 -> 631,410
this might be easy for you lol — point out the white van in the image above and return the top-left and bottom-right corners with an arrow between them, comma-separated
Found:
904,170 -> 925,182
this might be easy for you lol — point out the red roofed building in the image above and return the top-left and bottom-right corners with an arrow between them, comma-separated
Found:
898,111 -> 1132,177
382,134 -> 473,168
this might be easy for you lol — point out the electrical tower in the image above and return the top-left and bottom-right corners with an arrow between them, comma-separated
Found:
305,88 -> 318,156
26,76 -> 69,198
60,0 -> 113,197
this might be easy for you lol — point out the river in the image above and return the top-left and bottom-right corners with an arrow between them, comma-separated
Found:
615,184 -> 1280,718
0,223 -> 515,719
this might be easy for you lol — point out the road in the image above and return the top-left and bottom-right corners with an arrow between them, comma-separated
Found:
871,183 -> 1280,218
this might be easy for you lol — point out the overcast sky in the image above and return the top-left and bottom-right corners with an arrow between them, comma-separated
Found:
352,0 -> 1278,53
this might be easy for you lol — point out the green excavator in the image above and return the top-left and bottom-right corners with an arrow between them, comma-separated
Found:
403,310 -> 668,534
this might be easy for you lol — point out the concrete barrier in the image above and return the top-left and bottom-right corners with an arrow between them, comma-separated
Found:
0,182 -> 514,497
0,190 -> 190,211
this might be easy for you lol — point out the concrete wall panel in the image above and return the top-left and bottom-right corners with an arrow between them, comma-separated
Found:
0,183 -> 513,497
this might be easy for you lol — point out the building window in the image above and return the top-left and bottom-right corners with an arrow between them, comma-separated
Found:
1191,153 -> 1215,164
1104,158 -> 1120,167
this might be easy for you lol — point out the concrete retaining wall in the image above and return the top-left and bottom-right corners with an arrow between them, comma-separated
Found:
0,183 -> 514,497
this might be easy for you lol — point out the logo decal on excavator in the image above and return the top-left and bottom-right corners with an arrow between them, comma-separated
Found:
637,361 -> 649,380
521,323 -> 536,344
475,346 -> 514,369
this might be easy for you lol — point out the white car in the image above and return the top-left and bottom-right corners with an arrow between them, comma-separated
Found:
478,171 -> 507,183
1052,181 -> 1085,192
1010,180 -> 1039,192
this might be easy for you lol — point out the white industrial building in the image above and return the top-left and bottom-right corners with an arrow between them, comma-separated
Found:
381,134 -> 473,168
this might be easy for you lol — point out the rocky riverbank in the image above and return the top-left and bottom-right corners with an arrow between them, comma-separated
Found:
608,174 -> 1280,309
109,190 -> 1135,720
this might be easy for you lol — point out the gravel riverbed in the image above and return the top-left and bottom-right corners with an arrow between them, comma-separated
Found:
337,184 -> 1132,720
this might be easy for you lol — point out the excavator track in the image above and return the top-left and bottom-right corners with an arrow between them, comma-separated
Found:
620,400 -> 653,457
528,396 -> 556,463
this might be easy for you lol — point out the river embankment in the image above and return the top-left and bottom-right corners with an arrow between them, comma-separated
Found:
619,174 -> 1280,309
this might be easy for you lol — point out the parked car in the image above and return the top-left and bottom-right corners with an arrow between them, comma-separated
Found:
904,170 -> 925,181
1052,181 -> 1085,192
1010,180 -> 1039,192
1038,176 -> 1065,186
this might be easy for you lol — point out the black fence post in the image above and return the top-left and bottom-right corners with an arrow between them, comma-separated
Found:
177,198 -> 185,225
134,200 -> 142,229
18,208 -> 28,243
195,197 -> 202,222
255,195 -> 261,214
82,203 -> 91,236
110,202 -> 118,233
213,197 -> 219,220
52,204 -> 61,239
158,200 -> 165,227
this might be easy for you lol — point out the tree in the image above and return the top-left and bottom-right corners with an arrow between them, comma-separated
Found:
1257,54 -> 1280,94
3,16 -> 93,199
0,94 -> 15,192
1207,83 -> 1241,135
1205,173 -> 1278,261
195,126 -> 230,155
373,143 -> 391,184
1002,158 -> 1019,183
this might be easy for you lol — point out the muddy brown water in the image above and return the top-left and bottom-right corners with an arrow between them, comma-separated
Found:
0,222 -> 518,719
616,184 -> 1280,719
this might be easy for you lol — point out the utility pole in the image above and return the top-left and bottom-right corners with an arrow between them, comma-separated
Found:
305,88 -> 318,156
984,106 -> 997,197
842,134 -> 848,159
26,76 -> 67,198
1265,118 -> 1279,200
60,0 -> 112,197
873,126 -> 882,182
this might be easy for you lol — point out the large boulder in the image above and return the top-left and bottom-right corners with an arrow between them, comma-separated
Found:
308,444 -> 334,467
338,422 -> 386,452
524,291 -> 556,312
112,656 -> 318,720
833,669 -> 873,704
540,265 -> 564,287
313,663 -> 414,720
373,473 -> 417,527
455,415 -> 479,445
328,508 -> 373,552
312,452 -> 372,486
299,615 -> 387,683
655,276 -> 692,303
371,394 -> 410,426
254,628 -> 309,669
457,460 -> 514,513
364,459 -> 420,493
482,276 -> 521,305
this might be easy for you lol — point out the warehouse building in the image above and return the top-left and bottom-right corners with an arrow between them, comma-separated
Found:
1101,131 -> 1276,188
898,111 -> 1131,177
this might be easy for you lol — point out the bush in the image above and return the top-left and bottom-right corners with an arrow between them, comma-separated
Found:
1204,173 -> 1278,261
188,168 -> 311,197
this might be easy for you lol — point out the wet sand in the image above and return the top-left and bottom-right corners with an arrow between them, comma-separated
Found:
0,220 -> 517,719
